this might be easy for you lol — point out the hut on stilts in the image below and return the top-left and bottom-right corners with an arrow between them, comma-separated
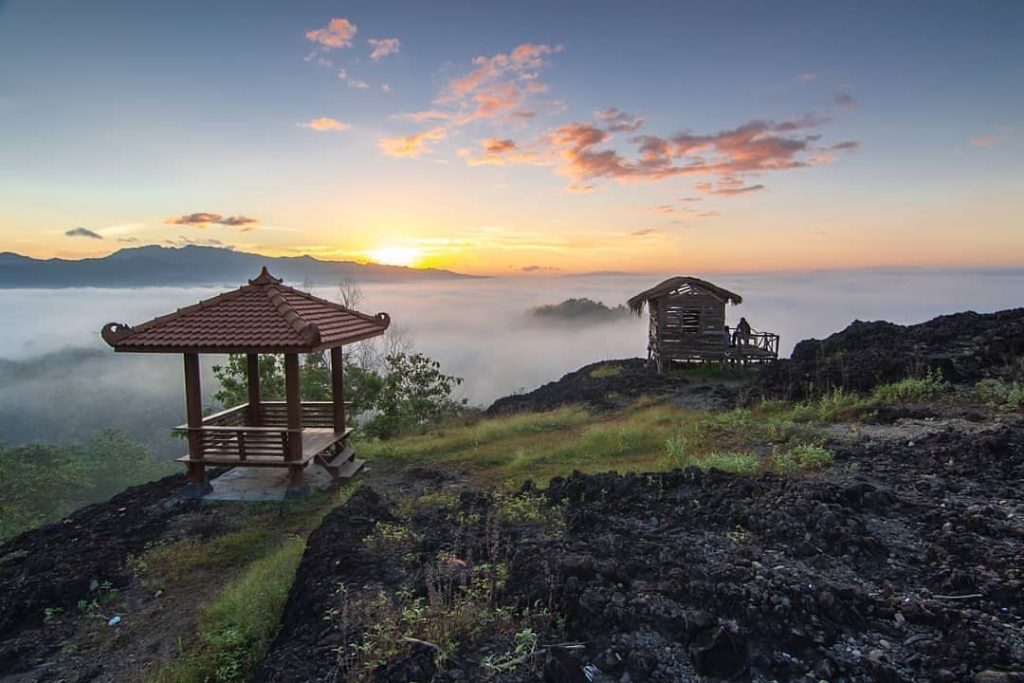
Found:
627,276 -> 779,374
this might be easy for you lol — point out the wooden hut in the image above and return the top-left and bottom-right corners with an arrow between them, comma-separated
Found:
627,276 -> 778,373
102,267 -> 390,498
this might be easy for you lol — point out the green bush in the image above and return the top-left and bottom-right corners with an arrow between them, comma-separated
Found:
975,379 -> 1024,411
871,370 -> 950,404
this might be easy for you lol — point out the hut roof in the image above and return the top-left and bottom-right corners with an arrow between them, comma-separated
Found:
101,267 -> 390,353
627,276 -> 743,315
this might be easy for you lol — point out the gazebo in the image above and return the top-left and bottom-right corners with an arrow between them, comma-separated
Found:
102,268 -> 390,498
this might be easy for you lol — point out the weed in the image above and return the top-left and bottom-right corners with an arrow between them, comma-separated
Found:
872,370 -> 950,404
588,364 -> 623,379
363,521 -> 419,549
771,444 -> 834,474
975,379 -> 1024,411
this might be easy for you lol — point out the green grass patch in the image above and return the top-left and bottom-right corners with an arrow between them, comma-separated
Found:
871,370 -> 950,404
588,364 -> 623,379
150,536 -> 305,683
361,397 -> 838,487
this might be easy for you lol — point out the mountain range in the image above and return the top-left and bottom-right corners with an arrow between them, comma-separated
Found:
0,245 -> 477,288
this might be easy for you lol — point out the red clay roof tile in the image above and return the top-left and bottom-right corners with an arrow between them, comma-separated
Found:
101,268 -> 389,353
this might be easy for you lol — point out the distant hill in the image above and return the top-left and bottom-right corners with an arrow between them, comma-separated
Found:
529,297 -> 631,324
0,245 -> 478,288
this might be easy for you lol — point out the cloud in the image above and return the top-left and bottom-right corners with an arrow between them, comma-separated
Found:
306,18 -> 357,49
596,107 -> 644,132
458,137 -> 544,166
117,237 -> 139,243
630,228 -> 660,236
521,265 -> 561,272
834,93 -> 857,108
164,236 -> 232,248
696,177 -> 766,196
381,83 -> 391,93
299,116 -> 351,132
368,38 -> 400,61
402,42 -> 562,128
971,134 -> 1003,148
379,127 -> 447,158
348,79 -> 370,89
65,227 -> 102,239
798,72 -> 818,82
460,113 -> 857,195
164,213 -> 260,228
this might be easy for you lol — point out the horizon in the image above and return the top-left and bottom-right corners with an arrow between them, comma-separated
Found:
1,1 -> 1022,275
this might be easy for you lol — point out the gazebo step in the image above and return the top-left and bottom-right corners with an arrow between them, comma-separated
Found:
334,457 -> 365,480
315,444 -> 356,479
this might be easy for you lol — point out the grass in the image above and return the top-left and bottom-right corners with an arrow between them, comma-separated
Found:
588,364 -> 623,378
145,486 -> 358,683
870,370 -> 950,404
150,536 -> 305,683
362,397 -> 837,487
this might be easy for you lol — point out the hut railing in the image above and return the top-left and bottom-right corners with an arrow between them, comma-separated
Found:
729,328 -> 780,358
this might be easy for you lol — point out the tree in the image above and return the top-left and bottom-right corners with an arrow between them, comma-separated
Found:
365,353 -> 466,438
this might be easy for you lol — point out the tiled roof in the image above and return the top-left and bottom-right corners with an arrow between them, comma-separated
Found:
102,268 -> 390,353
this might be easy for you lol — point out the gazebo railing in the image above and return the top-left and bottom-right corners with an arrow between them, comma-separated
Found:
193,401 -> 348,430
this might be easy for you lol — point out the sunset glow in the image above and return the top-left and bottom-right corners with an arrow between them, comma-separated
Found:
0,3 -> 1021,274
368,245 -> 421,268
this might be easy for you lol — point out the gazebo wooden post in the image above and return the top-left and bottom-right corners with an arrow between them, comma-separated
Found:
330,346 -> 345,433
183,352 -> 212,497
246,353 -> 262,426
283,352 -> 307,498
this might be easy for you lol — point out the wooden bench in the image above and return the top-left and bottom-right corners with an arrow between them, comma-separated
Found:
175,426 -> 353,468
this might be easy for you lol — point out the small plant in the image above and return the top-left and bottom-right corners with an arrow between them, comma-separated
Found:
363,521 -> 419,549
493,492 -> 563,526
771,444 -> 834,474
975,378 -> 1024,411
43,606 -> 64,624
871,370 -> 950,404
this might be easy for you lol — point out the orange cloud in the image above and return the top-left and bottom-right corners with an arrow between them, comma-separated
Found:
971,134 -> 1003,148
596,107 -> 644,132
379,127 -> 447,158
368,38 -> 400,61
306,18 -> 357,49
299,117 -> 351,132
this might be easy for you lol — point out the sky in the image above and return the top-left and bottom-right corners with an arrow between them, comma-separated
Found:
0,0 -> 1021,275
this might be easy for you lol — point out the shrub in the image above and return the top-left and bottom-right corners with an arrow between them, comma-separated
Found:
975,379 -> 1024,411
771,444 -> 834,474
871,370 -> 950,404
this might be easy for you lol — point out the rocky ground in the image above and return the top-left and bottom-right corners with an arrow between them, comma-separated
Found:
2,307 -> 1023,682
254,412 -> 1024,682
487,358 -> 740,415
755,308 -> 1024,400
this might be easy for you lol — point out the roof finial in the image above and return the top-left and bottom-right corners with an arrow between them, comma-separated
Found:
249,266 -> 282,286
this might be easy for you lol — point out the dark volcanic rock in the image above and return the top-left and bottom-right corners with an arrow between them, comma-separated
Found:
487,358 -> 737,415
0,474 -> 196,675
257,416 -> 1024,682
756,308 -> 1024,400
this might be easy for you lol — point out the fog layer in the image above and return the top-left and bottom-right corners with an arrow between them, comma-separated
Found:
1,269 -> 1021,456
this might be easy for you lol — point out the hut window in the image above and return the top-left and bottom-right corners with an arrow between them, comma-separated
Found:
681,308 -> 701,334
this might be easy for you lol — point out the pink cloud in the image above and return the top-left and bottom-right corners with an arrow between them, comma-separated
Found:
971,134 -> 1003,148
596,107 -> 645,132
368,38 -> 400,61
306,18 -> 357,49
379,127 -> 447,158
458,113 -> 858,195
299,117 -> 351,132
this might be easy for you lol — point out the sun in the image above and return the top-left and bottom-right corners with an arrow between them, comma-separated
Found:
368,245 -> 420,268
